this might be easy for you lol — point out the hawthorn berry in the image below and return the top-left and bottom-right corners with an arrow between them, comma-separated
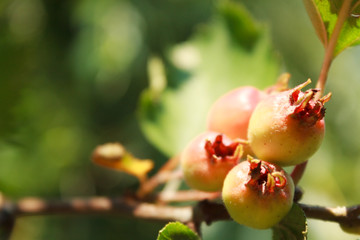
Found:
222,158 -> 294,229
206,74 -> 290,157
180,131 -> 242,192
247,79 -> 331,166
207,86 -> 265,140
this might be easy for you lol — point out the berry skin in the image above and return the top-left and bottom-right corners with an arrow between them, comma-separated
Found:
180,132 -> 242,192
207,86 -> 265,140
247,79 -> 331,166
222,158 -> 294,229
206,74 -> 290,157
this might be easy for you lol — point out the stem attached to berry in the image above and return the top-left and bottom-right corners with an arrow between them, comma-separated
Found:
295,0 -> 352,184
316,0 -> 353,96
290,161 -> 308,186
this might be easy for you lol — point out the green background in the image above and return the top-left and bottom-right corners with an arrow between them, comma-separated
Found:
0,0 -> 359,239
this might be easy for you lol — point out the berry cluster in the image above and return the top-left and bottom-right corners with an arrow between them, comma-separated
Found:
180,76 -> 331,229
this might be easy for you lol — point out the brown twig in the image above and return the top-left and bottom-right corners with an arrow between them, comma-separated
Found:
351,1 -> 360,13
299,203 -> 360,225
3,196 -> 193,223
2,195 -> 360,228
156,190 -> 221,203
136,155 -> 181,198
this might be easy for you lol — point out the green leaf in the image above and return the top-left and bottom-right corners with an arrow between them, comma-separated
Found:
138,2 -> 280,156
303,0 -> 328,46
157,222 -> 200,240
272,203 -> 308,240
303,0 -> 360,56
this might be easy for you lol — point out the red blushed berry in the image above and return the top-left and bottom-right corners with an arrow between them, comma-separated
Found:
206,74 -> 290,157
180,132 -> 242,192
222,158 -> 294,229
248,79 -> 331,166
207,86 -> 265,140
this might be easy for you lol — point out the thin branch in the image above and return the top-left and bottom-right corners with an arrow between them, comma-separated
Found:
351,1 -> 360,13
2,195 -> 360,228
299,203 -> 360,225
156,190 -> 220,203
136,155 -> 181,198
3,196 -> 193,223
316,0 -> 353,96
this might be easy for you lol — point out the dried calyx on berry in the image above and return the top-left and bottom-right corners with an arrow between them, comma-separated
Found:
206,86 -> 264,149
181,132 -> 243,192
246,158 -> 287,194
264,72 -> 291,94
222,158 -> 294,229
289,79 -> 331,126
248,79 -> 332,166
204,134 -> 242,164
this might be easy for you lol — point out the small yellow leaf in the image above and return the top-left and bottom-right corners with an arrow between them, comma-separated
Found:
92,143 -> 154,182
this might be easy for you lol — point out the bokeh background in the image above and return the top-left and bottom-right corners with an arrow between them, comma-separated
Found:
0,0 -> 359,239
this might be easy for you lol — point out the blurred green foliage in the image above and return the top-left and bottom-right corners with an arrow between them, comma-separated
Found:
139,2 -> 279,157
0,0 -> 360,239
